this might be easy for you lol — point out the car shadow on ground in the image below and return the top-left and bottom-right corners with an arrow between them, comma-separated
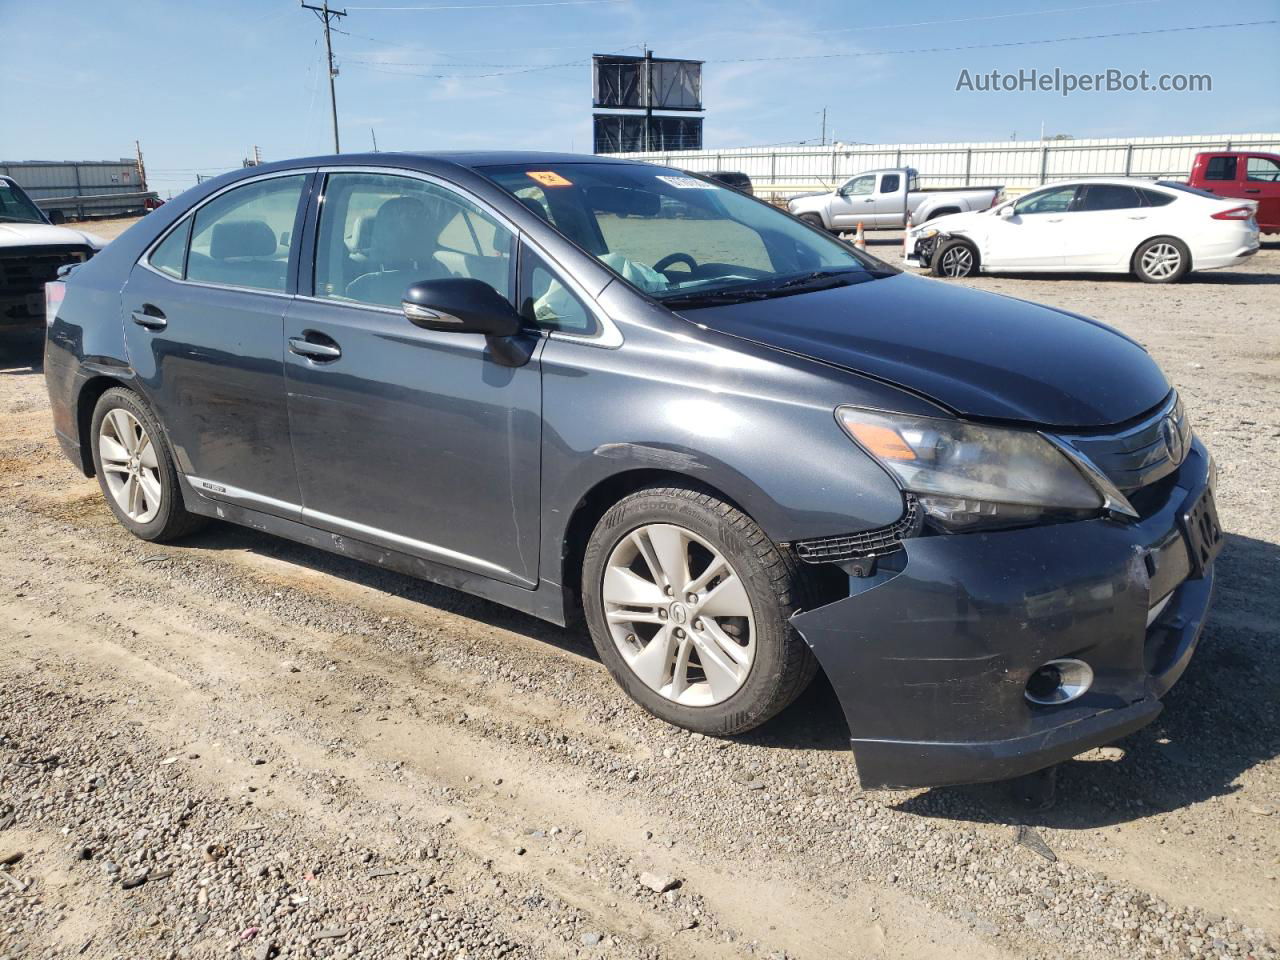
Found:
895,531 -> 1279,829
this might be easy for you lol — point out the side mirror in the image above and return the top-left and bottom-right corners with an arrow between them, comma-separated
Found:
998,205 -> 1015,219
402,278 -> 522,337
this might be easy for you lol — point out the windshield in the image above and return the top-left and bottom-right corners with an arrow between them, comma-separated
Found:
481,162 -> 894,306
0,179 -> 47,224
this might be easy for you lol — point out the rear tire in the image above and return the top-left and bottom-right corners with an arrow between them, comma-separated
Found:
582,485 -> 817,736
1132,236 -> 1190,283
931,239 -> 979,278
90,387 -> 207,542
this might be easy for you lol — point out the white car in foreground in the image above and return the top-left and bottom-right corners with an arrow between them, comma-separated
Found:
904,178 -> 1260,283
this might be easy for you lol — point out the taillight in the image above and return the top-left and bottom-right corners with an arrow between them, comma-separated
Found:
1211,206 -> 1254,220
45,280 -> 65,328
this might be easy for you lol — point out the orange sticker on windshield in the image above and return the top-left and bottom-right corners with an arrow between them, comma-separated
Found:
527,170 -> 573,187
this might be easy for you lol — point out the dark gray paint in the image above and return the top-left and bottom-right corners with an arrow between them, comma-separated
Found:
44,150 -> 1218,790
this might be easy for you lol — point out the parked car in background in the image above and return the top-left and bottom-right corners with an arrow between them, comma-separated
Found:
787,167 -> 1001,231
1188,150 -> 1280,234
906,177 -> 1259,282
46,151 -> 1220,790
1,175 -> 104,325
702,170 -> 753,195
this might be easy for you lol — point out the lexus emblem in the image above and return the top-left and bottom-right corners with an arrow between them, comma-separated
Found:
1160,415 -> 1185,465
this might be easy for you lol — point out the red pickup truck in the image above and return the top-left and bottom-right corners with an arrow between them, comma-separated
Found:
1188,151 -> 1280,233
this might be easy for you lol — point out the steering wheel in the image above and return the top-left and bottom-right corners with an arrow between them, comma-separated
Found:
654,252 -> 699,275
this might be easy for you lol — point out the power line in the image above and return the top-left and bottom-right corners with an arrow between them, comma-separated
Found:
345,59 -> 585,79
697,20 -> 1277,66
301,0 -> 348,153
345,0 -> 623,9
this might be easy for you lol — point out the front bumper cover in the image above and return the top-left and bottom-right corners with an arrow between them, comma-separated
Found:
790,440 -> 1217,790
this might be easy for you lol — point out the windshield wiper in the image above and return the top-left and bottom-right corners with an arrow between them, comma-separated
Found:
0,215 -> 45,224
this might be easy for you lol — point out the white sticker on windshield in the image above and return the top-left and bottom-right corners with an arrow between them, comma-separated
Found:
656,175 -> 718,190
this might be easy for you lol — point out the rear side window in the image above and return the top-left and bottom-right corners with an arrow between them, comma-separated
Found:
879,174 -> 900,194
149,221 -> 189,278
186,176 -> 306,292
1079,184 -> 1142,211
1138,188 -> 1175,207
1246,156 -> 1280,182
1204,156 -> 1238,181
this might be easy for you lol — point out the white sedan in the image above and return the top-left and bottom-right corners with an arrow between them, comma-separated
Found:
904,178 -> 1260,283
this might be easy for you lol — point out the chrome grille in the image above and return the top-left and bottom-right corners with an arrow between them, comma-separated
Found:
1061,394 -> 1191,493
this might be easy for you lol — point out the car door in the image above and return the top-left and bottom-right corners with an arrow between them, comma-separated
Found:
121,172 -> 311,514
1061,183 -> 1150,267
870,172 -> 903,227
829,174 -> 876,229
283,169 -> 543,587
981,185 -> 1077,268
1244,155 -> 1280,229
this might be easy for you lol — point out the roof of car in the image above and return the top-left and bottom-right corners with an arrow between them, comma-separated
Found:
240,150 -> 638,176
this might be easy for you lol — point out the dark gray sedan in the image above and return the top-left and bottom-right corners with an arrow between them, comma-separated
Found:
44,151 -> 1221,789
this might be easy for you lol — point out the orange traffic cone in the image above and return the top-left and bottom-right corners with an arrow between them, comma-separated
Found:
854,221 -> 867,250
903,215 -> 913,258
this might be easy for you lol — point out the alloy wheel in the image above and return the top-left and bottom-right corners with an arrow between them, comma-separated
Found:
601,523 -> 756,707
940,245 -> 974,277
98,408 -> 163,524
1140,242 -> 1181,280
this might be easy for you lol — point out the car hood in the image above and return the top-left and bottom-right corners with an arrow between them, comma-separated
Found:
0,222 -> 105,249
680,272 -> 1171,429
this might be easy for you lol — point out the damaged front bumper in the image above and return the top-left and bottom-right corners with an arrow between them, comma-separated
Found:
790,440 -> 1220,790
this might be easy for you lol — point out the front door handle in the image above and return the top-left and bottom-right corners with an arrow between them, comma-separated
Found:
289,335 -> 342,361
1245,188 -> 1261,193
1047,217 -> 1064,223
1127,215 -> 1148,220
131,305 -> 167,330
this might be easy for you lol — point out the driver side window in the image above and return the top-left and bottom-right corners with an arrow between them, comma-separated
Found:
843,175 -> 875,196
1014,185 -> 1079,216
314,173 -> 514,309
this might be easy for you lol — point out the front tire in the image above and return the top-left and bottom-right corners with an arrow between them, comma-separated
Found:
798,212 -> 827,232
1132,236 -> 1190,283
90,387 -> 206,542
931,239 -> 979,278
582,485 -> 816,736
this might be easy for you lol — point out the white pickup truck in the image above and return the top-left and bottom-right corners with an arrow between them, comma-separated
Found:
1,176 -> 105,326
787,167 -> 1002,231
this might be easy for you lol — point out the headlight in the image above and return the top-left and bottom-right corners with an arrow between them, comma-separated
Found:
836,406 -> 1103,532
913,227 -> 940,240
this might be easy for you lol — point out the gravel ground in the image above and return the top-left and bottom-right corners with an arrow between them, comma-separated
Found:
0,222 -> 1277,960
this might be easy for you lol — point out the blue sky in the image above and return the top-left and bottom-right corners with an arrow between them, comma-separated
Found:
3,0 -> 1278,196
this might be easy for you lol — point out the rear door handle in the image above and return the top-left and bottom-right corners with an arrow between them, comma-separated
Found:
288,335 -> 341,361
1245,188 -> 1261,193
131,305 -> 167,330
1047,217 -> 1064,223
1127,215 -> 1148,220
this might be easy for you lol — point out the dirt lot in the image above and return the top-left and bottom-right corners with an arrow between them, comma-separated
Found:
0,221 -> 1277,960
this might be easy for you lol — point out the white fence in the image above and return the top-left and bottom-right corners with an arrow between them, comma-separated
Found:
609,133 -> 1280,199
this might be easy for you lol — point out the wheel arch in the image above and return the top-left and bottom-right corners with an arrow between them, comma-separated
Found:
558,468 -> 753,622
920,205 -> 960,221
75,373 -> 138,476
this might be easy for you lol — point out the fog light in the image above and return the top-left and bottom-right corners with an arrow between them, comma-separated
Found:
1025,658 -> 1093,705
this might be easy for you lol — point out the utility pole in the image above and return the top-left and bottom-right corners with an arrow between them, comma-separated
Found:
301,0 -> 347,153
820,107 -> 827,147
642,46 -> 653,153
371,127 -> 378,152
254,144 -> 263,165
134,140 -> 147,191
